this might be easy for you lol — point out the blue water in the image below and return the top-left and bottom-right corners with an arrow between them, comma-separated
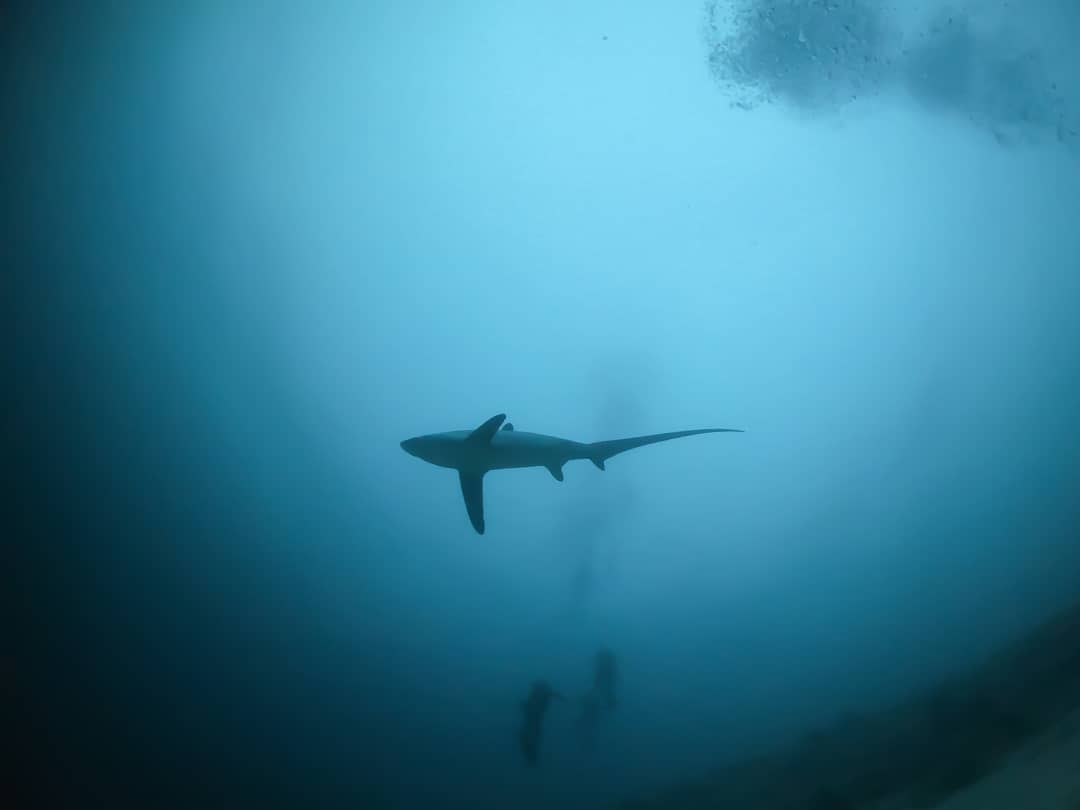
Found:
11,2 -> 1080,808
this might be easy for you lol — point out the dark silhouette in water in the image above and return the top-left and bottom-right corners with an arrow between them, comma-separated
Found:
519,680 -> 564,765
578,647 -> 618,744
593,647 -> 617,710
400,412 -> 743,533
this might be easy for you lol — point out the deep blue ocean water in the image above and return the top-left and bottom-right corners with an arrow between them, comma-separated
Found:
11,2 -> 1080,808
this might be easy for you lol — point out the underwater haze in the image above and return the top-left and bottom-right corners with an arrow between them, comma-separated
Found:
11,1 -> 1080,808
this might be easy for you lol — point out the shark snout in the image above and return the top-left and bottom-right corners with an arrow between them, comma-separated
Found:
400,438 -> 418,456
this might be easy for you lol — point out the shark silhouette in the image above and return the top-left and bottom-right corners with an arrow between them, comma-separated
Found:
400,413 -> 742,534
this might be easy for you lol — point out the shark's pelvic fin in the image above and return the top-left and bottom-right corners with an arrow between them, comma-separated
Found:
458,470 -> 486,534
586,428 -> 743,470
546,463 -> 564,482
468,413 -> 506,444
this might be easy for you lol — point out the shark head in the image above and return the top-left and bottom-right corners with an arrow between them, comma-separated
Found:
400,433 -> 465,469
400,435 -> 432,460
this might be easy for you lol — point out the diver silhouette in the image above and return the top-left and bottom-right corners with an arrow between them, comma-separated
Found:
519,680 -> 564,765
578,647 -> 618,744
592,647 -> 617,711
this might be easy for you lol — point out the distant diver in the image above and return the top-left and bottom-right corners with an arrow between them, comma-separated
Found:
519,680 -> 564,765
578,647 -> 618,743
401,413 -> 743,533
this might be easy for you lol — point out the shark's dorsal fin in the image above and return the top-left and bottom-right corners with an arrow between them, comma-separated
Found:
502,423 -> 514,431
467,413 -> 506,444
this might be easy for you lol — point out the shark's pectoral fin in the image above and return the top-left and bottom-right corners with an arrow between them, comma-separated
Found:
502,422 -> 514,432
458,471 -> 486,534
546,463 -> 564,482
467,413 -> 507,445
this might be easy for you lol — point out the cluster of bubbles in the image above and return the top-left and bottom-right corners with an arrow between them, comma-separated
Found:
704,0 -> 1078,148
705,0 -> 893,110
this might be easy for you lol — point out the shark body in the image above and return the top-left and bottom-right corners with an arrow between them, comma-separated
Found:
400,413 -> 742,534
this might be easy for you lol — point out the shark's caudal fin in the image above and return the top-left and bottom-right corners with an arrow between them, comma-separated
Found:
584,428 -> 743,470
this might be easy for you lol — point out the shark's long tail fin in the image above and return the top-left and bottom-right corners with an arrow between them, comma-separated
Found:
584,428 -> 743,470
